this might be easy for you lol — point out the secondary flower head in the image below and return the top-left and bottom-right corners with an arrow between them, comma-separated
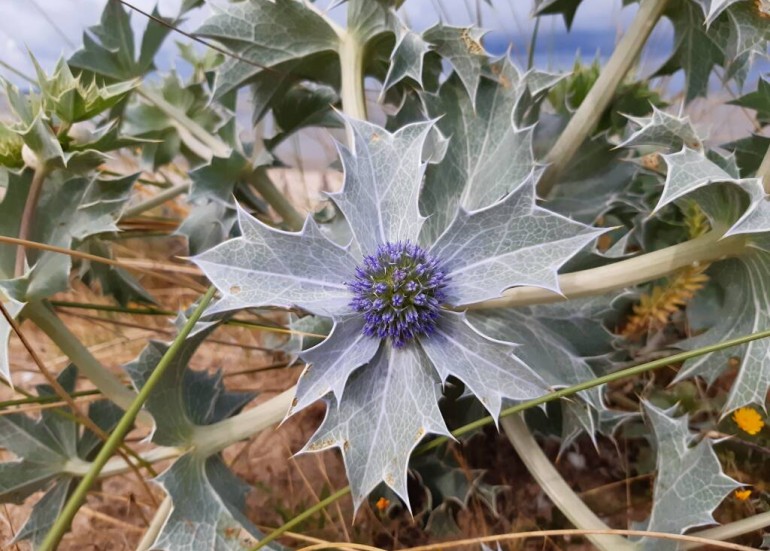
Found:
348,241 -> 447,347
734,488 -> 752,501
193,117 -> 604,509
733,407 -> 764,436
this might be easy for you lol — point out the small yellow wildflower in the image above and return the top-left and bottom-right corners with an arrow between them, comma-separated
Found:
732,407 -> 765,436
734,489 -> 752,501
375,497 -> 390,512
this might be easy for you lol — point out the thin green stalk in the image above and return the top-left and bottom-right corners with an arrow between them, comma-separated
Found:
537,0 -> 669,196
250,488 -> 352,551
37,286 -> 216,551
0,58 -> 36,84
250,326 -> 770,549
502,415 -> 633,551
246,168 -> 305,231
24,300 -> 153,427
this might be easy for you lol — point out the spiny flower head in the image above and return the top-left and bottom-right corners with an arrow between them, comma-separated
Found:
347,241 -> 447,347
732,407 -> 765,436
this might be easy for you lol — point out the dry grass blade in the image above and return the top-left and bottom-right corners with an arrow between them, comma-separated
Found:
0,235 -> 208,293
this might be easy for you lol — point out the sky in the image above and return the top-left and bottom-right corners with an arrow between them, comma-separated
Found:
0,0 -> 675,86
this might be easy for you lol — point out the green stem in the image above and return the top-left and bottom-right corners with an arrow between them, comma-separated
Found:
24,300 -> 153,427
537,0 -> 669,197
250,326 -> 770,548
339,31 -> 367,121
37,286 -> 216,551
527,17 -> 540,71
463,230 -> 744,311
502,415 -> 634,551
246,168 -> 305,231
250,487 -> 351,551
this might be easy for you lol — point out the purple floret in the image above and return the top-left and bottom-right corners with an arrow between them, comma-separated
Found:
346,241 -> 448,347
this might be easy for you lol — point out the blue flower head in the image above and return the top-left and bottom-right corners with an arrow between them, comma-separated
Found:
193,117 -> 604,509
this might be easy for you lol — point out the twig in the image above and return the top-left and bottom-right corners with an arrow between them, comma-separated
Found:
15,165 -> 49,277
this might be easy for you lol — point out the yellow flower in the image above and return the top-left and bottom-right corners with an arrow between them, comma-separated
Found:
732,407 -> 765,436
734,489 -> 752,501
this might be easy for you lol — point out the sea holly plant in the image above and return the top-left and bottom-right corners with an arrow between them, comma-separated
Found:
2,0 -> 770,550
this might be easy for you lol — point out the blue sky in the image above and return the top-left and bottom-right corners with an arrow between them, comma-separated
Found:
0,0 -> 675,86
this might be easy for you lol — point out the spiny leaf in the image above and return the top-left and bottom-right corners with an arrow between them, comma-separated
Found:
194,206 -> 358,318
302,345 -> 451,510
655,2 -> 725,103
69,2 -> 172,81
30,56 -> 138,124
382,24 -> 431,92
124,318 -> 254,447
194,0 -> 340,98
428,172 -> 606,305
728,77 -> 770,126
154,454 -> 273,550
534,0 -> 584,29
423,25 -> 488,105
331,118 -> 432,254
618,106 -> 703,152
639,402 -> 739,550
420,58 -> 555,241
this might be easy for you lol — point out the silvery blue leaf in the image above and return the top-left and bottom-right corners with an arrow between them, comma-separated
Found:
639,403 -> 739,550
420,311 -> 548,419
302,345 -> 450,510
193,206 -> 358,317
430,173 -> 606,305
330,118 -> 432,255
292,316 -> 381,414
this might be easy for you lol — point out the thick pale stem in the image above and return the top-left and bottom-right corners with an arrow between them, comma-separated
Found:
502,415 -> 635,551
137,86 -> 231,160
339,31 -> 367,121
247,168 -> 305,231
24,300 -> 153,427
687,511 -> 770,549
192,387 -> 295,457
463,231 -> 745,310
538,0 -> 669,196
63,445 -> 183,478
15,165 -> 49,277
757,140 -> 770,194
136,496 -> 173,551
